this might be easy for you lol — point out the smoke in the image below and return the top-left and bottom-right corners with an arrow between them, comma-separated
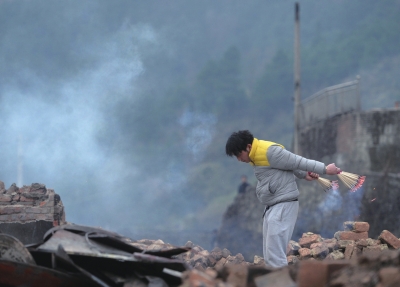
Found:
318,188 -> 342,212
179,109 -> 217,162
0,22 -> 159,228
318,187 -> 365,238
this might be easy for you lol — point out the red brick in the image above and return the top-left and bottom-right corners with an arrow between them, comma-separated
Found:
19,196 -> 34,202
0,206 -> 23,214
297,260 -> 349,287
354,222 -> 370,232
299,234 -> 322,248
298,248 -> 312,259
0,195 -> 12,202
344,244 -> 356,259
335,231 -> 368,241
356,239 -> 369,248
378,230 -> 400,249
311,243 -> 329,259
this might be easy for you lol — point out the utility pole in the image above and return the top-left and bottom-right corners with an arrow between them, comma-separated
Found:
293,2 -> 301,155
17,135 -> 23,187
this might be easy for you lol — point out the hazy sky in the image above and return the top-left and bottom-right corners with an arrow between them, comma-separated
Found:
0,0 -> 396,243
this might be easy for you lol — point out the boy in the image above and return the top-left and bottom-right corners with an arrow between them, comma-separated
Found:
225,130 -> 340,267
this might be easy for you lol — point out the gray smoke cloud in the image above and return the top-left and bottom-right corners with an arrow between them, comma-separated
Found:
0,22 -> 161,229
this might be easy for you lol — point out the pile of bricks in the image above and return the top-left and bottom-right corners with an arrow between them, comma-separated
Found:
286,221 -> 400,264
172,221 -> 400,286
0,181 -> 66,244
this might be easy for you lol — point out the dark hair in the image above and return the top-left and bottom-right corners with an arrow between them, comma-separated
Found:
225,130 -> 254,157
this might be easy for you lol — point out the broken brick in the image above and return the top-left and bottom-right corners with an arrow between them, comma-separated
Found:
378,230 -> 400,249
334,231 -> 368,241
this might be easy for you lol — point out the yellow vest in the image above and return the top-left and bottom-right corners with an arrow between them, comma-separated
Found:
248,138 -> 284,166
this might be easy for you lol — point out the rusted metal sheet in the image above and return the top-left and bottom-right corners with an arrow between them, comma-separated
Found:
0,259 -> 96,287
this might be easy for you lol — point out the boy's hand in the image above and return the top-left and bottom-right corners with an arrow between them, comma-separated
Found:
326,163 -> 341,175
305,172 -> 319,181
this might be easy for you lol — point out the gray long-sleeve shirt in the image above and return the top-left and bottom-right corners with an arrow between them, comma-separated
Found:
254,145 -> 325,206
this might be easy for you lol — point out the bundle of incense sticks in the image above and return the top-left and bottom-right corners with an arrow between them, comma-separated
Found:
337,171 -> 366,192
308,172 -> 339,192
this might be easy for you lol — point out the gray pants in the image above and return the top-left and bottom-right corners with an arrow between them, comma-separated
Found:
262,201 -> 299,268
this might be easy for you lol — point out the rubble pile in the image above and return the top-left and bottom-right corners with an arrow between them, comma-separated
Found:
175,221 -> 400,287
0,223 -> 191,287
0,220 -> 400,286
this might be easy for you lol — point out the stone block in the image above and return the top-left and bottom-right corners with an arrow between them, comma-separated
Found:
343,221 -> 370,233
0,181 -> 5,191
334,231 -> 368,241
378,230 -> 400,249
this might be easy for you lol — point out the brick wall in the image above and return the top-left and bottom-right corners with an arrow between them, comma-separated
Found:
0,181 -> 66,244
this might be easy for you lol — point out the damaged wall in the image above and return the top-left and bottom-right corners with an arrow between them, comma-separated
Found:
218,108 -> 400,258
297,108 -> 400,239
0,181 -> 66,244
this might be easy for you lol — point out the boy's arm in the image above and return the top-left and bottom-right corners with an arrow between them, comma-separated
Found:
293,170 -> 307,179
267,145 -> 326,174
